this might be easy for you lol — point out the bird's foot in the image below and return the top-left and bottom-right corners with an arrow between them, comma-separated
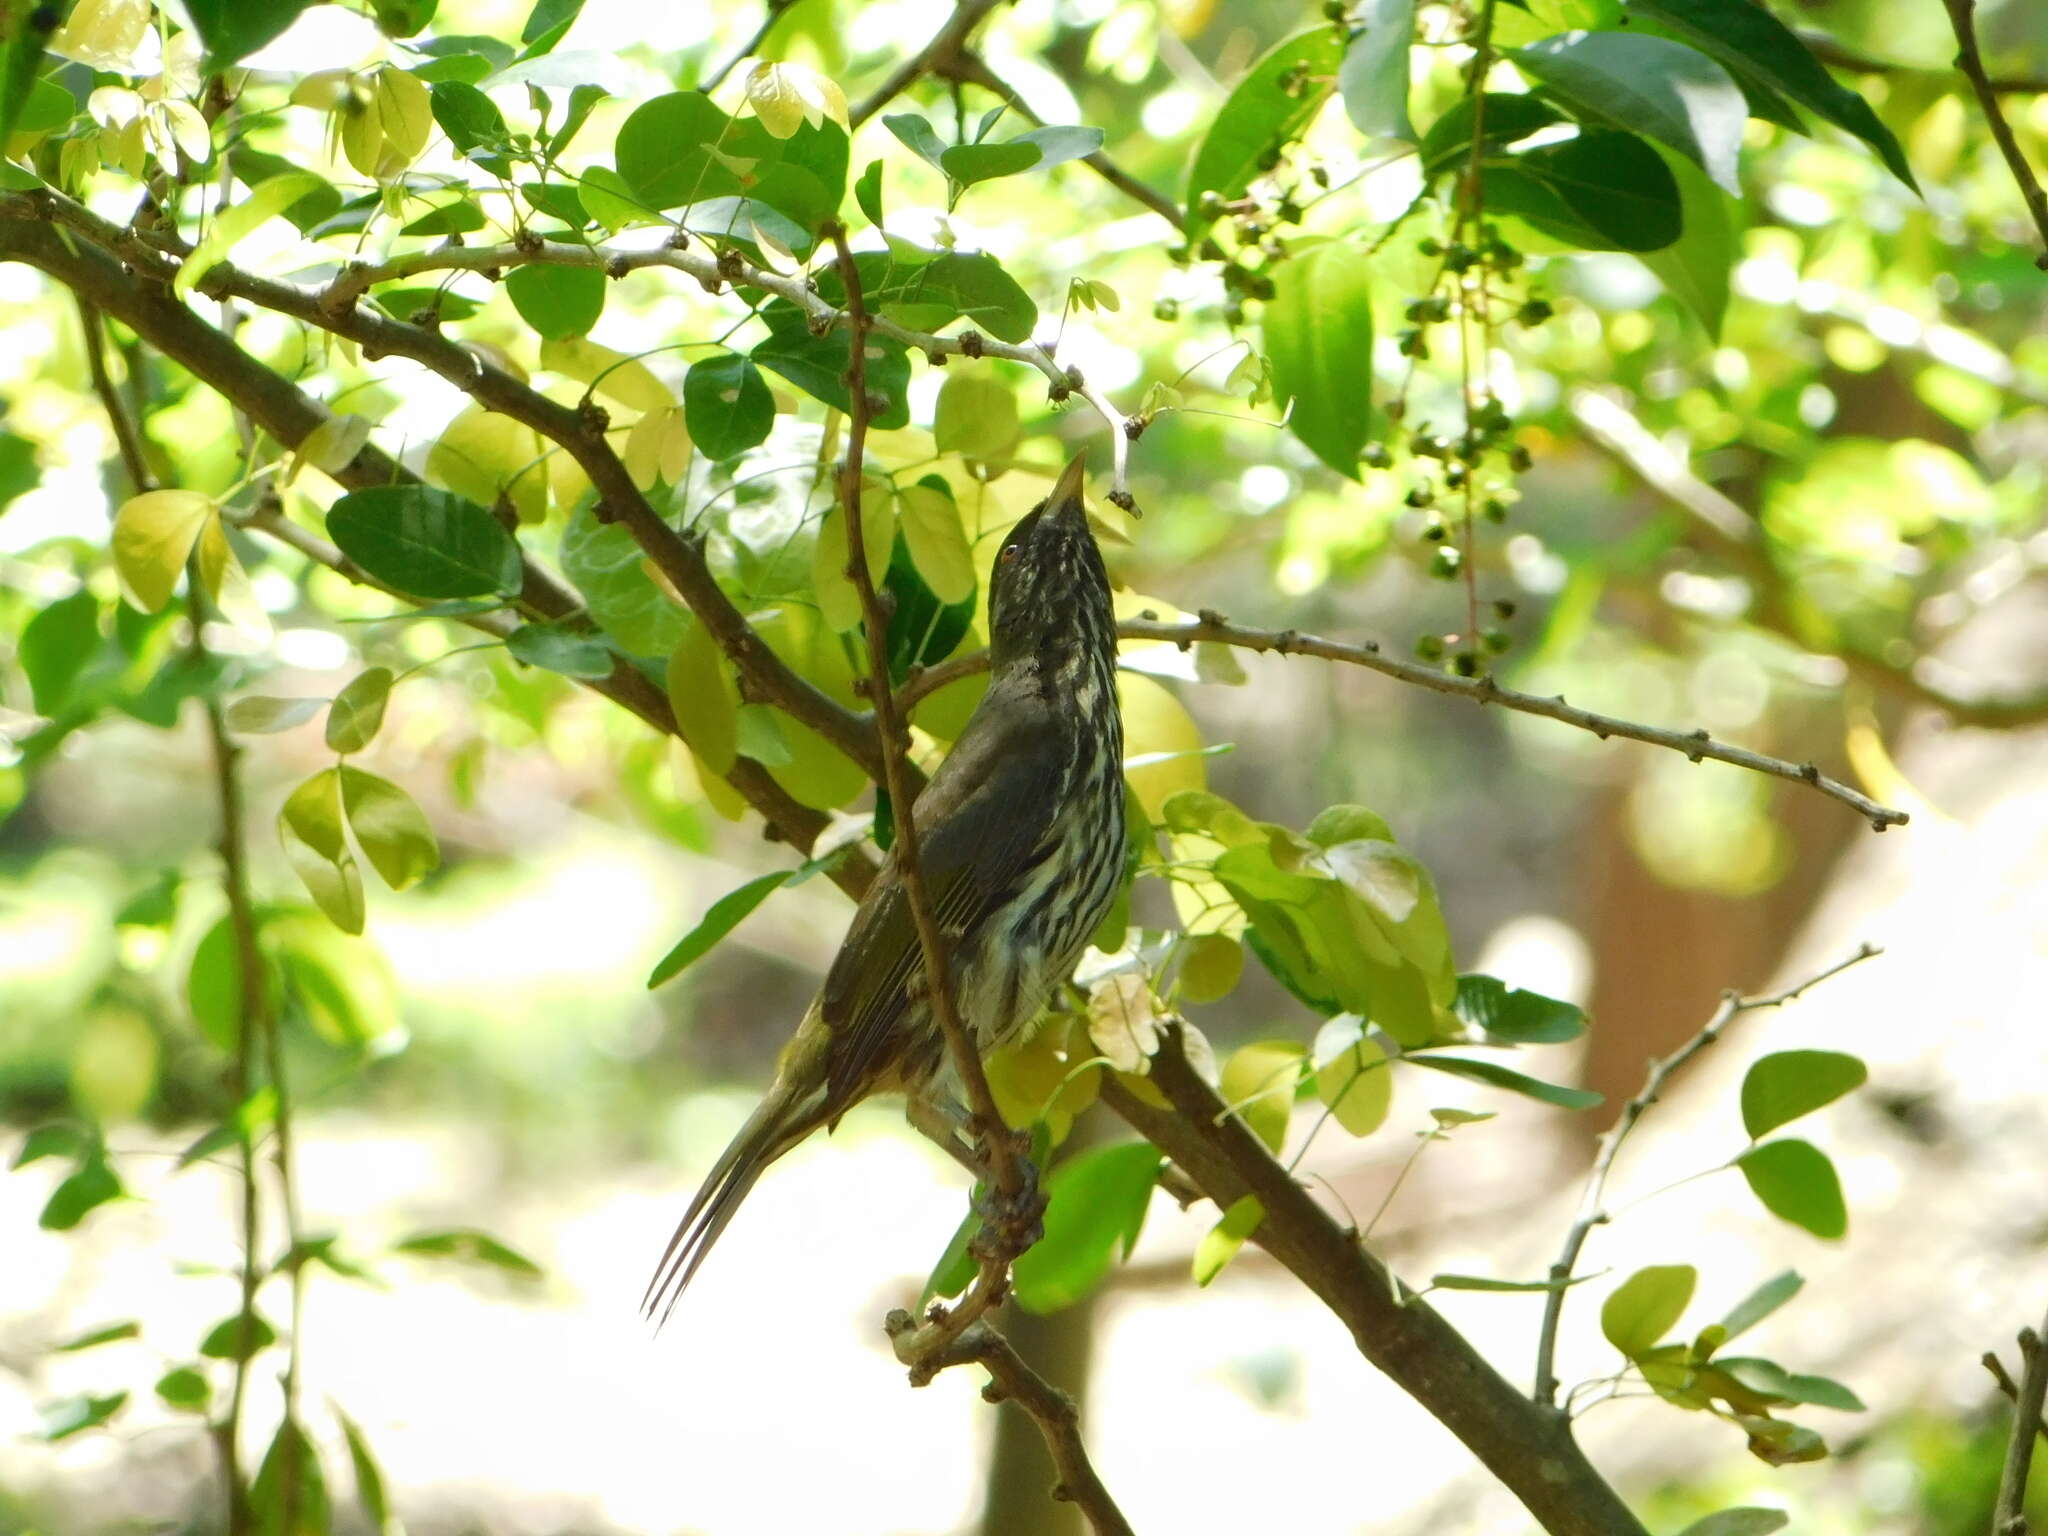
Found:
969,1128 -> 1045,1263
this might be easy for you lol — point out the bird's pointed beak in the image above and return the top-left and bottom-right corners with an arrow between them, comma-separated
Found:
1048,452 -> 1089,516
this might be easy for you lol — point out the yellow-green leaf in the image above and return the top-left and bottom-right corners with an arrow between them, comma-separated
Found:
338,766 -> 439,891
1178,932 -> 1243,1004
1220,1039 -> 1304,1153
897,480 -> 974,604
279,769 -> 364,934
744,60 -> 847,139
427,404 -> 549,524
1119,674 -> 1205,820
1311,1014 -> 1392,1135
1193,1194 -> 1264,1286
1602,1264 -> 1697,1358
665,616 -> 738,775
176,172 -> 323,297
374,64 -> 432,165
112,489 -> 215,612
812,477 -> 895,632
538,337 -> 675,414
932,372 -> 1020,461
325,667 -> 393,754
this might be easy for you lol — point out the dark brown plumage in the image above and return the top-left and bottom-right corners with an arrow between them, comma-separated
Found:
644,452 -> 1125,1320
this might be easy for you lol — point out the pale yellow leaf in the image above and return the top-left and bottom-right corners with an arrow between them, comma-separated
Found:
897,481 -> 975,603
112,489 -> 215,612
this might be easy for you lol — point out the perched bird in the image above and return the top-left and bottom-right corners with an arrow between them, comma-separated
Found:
645,452 -> 1126,1321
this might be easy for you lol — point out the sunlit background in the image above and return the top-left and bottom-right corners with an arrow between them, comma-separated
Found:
3,0 -> 2047,1532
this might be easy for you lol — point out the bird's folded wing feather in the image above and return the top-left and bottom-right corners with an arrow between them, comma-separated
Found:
821,684 -> 1066,1106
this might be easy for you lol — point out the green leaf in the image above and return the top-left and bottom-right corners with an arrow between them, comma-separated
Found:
0,2 -> 62,147
19,588 -> 101,716
1015,125 -> 1102,168
854,159 -> 884,225
154,1366 -> 212,1412
647,857 -> 830,988
1628,0 -> 1915,188
1406,1053 -> 1602,1109
940,139 -> 1041,187
505,623 -> 614,678
1416,92 -> 1563,180
226,695 -> 326,734
1185,28 -> 1345,245
373,285 -> 481,323
177,1088 -> 277,1167
328,485 -> 524,600
1192,1194 -> 1265,1286
199,1312 -> 277,1361
1452,974 -> 1586,1043
518,0 -> 584,55
682,354 -> 774,461
185,0 -> 316,65
271,914 -> 403,1050
1637,146 -> 1737,336
1673,1512 -> 1789,1536
1012,1142 -> 1161,1312
391,1227 -> 543,1276
178,172 -> 324,297
1718,1269 -> 1803,1341
1738,1139 -> 1847,1239
1740,1050 -> 1867,1139
882,112 -> 947,172
0,428 -> 38,512
430,79 -> 508,156
828,249 -> 1038,344
752,302 -> 911,425
14,1124 -> 85,1168
1487,130 -> 1681,252
665,614 -> 739,774
40,1155 -> 122,1231
560,500 -> 684,656
922,1198 -> 979,1304
1600,1263 -> 1695,1356
1311,1015 -> 1392,1135
337,1406 -> 393,1533
896,477 -> 976,605
1220,1039 -> 1306,1152
40,1391 -> 127,1442
280,768 -> 364,933
1338,0 -> 1415,142
614,90 -> 846,230
339,766 -> 440,891
932,372 -> 1020,460
1510,31 -> 1745,194
1431,1271 -> 1593,1292
505,263 -> 605,340
1264,239 -> 1375,478
112,489 -> 216,612
883,519 -> 974,683
1717,1357 -> 1865,1412
53,1320 -> 140,1352
249,1417 -> 331,1536
325,667 -> 393,754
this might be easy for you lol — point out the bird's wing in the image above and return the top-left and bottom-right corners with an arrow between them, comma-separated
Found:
820,683 -> 1066,1107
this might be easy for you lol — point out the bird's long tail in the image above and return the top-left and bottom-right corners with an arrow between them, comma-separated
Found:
642,1048 -> 834,1326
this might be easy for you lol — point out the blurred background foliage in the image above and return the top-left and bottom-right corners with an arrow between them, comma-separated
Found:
0,0 -> 2045,1531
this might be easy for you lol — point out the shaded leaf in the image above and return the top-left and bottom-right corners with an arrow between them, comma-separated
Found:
1339,0 -> 1415,142
1452,973 -> 1586,1043
1193,1194 -> 1264,1286
325,667 -> 392,754
682,354 -> 774,461
1265,239 -> 1374,478
338,767 -> 440,891
1511,31 -> 1746,194
1012,1142 -> 1161,1312
505,262 -> 605,340
328,486 -> 523,600
1406,1053 -> 1601,1109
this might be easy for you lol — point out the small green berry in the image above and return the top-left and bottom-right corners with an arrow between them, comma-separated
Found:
1414,633 -> 1446,662
1481,628 -> 1512,655
1450,649 -> 1481,676
1430,546 -> 1462,579
1492,598 -> 1517,619
1362,442 -> 1393,469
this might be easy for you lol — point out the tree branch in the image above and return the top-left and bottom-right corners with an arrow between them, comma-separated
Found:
1100,1028 -> 1651,1536
1940,0 -> 2048,270
1796,29 -> 2048,94
0,191 -> 895,788
881,1315 -> 1135,1536
0,209 -> 873,898
849,0 -> 1006,127
901,611 -> 1911,829
1571,388 -> 2048,729
1532,944 -> 1883,1407
1995,1311 -> 2048,1535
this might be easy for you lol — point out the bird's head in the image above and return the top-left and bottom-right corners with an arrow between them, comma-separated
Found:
987,453 -> 1116,675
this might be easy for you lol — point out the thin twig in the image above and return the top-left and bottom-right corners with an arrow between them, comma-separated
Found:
902,612 -> 1911,830
880,1316 -> 1137,1536
1572,388 -> 2048,728
1531,944 -> 1883,1409
849,0 -> 1005,126
1941,0 -> 2048,270
1995,1311 -> 2048,1533
1985,1350 -> 2048,1450
700,0 -> 792,94
826,225 -> 1027,1348
1798,29 -> 2048,93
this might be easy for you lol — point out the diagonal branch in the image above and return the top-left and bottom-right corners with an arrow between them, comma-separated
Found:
0,209 -> 873,897
1940,0 -> 2048,270
0,190 -> 895,790
900,612 -> 1911,829
1100,1028 -> 1651,1536
1571,388 -> 2048,729
850,0 -> 1006,126
1532,944 -> 1883,1407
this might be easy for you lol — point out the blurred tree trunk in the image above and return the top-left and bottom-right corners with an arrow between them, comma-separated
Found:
977,1298 -> 1098,1536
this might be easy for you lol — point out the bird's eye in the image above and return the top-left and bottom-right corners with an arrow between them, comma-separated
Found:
999,544 -> 1020,564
